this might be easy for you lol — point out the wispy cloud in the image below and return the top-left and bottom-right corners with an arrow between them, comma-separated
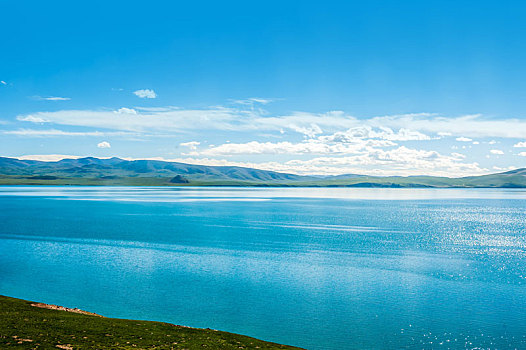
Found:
17,115 -> 49,123
490,149 -> 504,155
133,89 -> 157,99
231,97 -> 276,105
34,96 -> 71,101
3,129 -> 132,137
16,107 -> 256,132
0,80 -> 7,85
372,114 -> 526,139
15,106 -> 526,139
288,123 -> 323,138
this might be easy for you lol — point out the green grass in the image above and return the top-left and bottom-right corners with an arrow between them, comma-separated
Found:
0,295 -> 302,349
0,175 -> 267,187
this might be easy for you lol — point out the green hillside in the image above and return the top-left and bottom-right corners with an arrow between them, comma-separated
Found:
0,156 -> 525,187
0,295 -> 301,349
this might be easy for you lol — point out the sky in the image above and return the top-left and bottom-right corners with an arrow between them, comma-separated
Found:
1,0 -> 526,176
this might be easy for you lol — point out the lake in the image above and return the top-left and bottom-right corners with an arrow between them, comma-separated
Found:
1,186 -> 526,349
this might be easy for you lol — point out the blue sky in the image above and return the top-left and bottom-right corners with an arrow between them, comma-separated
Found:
1,0 -> 526,176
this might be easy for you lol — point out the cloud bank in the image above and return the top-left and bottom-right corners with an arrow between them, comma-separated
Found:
8,101 -> 526,176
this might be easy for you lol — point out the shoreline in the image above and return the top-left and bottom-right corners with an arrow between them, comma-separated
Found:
1,182 -> 526,188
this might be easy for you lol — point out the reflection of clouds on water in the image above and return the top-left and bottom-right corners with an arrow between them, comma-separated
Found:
58,197 -> 271,203
2,186 -> 526,202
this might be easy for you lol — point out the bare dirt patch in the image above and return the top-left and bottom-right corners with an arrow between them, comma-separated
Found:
30,303 -> 103,317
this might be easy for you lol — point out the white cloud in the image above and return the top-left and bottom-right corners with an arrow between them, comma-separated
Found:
16,107 -> 247,132
180,141 -> 200,150
0,80 -> 6,85
34,96 -> 71,101
202,141 -> 346,155
10,102 -> 526,176
155,146 -> 485,177
451,152 -> 466,159
97,141 -> 111,148
16,154 -> 83,162
192,137 -> 483,176
518,152 -> 526,157
232,97 -> 275,105
197,126 -> 433,157
17,115 -> 49,123
490,149 -> 504,155
3,129 -> 131,137
134,106 -> 178,112
15,108 -> 353,135
277,147 -> 482,176
115,107 -> 138,114
17,106 -> 526,140
319,126 -> 430,142
513,141 -> 526,148
180,141 -> 201,154
289,123 -> 323,138
376,114 -> 526,139
133,89 -> 157,99
201,136 -> 397,156
493,166 -> 517,171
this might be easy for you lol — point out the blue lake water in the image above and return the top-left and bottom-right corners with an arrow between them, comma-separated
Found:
1,186 -> 526,349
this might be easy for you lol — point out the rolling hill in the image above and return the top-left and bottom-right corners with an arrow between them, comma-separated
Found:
0,156 -> 525,187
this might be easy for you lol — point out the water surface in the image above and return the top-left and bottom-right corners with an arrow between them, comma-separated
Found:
1,186 -> 526,349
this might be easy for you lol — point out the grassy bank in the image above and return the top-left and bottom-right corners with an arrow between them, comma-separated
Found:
0,295 -> 302,349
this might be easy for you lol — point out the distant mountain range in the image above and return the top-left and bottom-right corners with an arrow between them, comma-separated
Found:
1,156 -> 525,187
